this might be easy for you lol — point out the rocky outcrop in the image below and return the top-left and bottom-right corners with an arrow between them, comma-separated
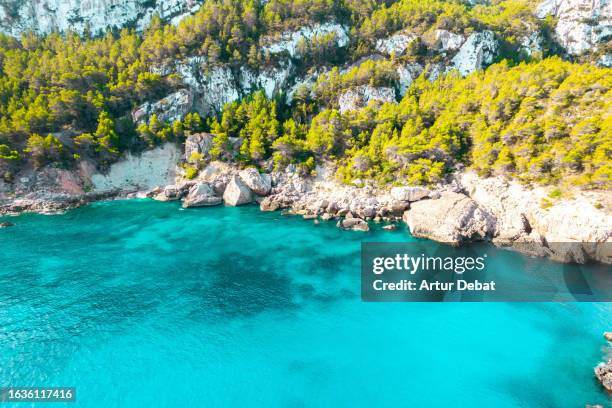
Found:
537,0 -> 612,55
262,22 -> 349,58
397,63 -> 424,96
184,133 -> 213,161
238,168 -> 271,196
0,0 -> 201,36
390,186 -> 430,202
182,183 -> 222,207
458,171 -> 612,264
403,191 -> 494,245
132,89 -> 192,125
450,31 -> 498,76
375,31 -> 418,55
434,30 -> 465,51
338,85 -> 396,113
223,175 -> 253,206
91,143 -> 180,193
595,360 -> 612,392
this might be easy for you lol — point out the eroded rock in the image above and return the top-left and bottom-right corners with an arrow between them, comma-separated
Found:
182,183 -> 222,208
404,191 -> 494,245
223,175 -> 253,206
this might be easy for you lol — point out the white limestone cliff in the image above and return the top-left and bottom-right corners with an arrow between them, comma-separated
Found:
537,0 -> 612,55
0,0 -> 201,36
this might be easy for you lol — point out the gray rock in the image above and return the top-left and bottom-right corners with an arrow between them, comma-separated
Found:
239,168 -> 271,196
223,175 -> 253,206
403,192 -> 493,245
450,30 -> 497,76
154,184 -> 184,201
595,360 -> 612,392
390,186 -> 430,202
182,183 -> 222,208
184,133 -> 213,161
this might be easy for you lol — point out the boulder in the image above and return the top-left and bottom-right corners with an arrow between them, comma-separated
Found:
182,183 -> 222,208
0,221 -> 14,228
383,224 -> 398,231
238,168 -> 271,196
390,186 -> 430,202
223,175 -> 253,206
403,191 -> 494,245
260,196 -> 280,212
337,217 -> 370,232
154,184 -> 184,201
595,360 -> 612,392
605,332 -> 612,342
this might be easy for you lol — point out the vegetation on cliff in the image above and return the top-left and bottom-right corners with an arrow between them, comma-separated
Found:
0,0 -> 608,189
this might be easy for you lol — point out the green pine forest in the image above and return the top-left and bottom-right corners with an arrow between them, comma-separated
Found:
0,0 -> 609,189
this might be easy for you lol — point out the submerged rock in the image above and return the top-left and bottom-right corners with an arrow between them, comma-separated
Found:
223,175 -> 253,206
238,168 -> 271,196
182,183 -> 222,208
403,192 -> 493,245
0,221 -> 14,228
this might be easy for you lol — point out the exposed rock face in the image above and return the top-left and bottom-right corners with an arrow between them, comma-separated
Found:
404,191 -> 494,245
182,183 -> 222,207
390,186 -> 430,202
595,360 -> 612,392
397,63 -> 424,96
450,31 -> 498,76
91,143 -> 180,193
537,0 -> 612,55
375,31 -> 418,55
132,89 -> 192,125
262,22 -> 349,58
520,31 -> 544,56
175,57 -> 240,116
223,175 -> 253,206
458,171 -> 612,264
238,168 -> 271,196
338,85 -> 396,113
0,0 -> 201,36
184,133 -> 213,161
434,29 -> 465,51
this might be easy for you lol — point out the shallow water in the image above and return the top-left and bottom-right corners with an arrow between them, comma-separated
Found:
0,200 -> 610,407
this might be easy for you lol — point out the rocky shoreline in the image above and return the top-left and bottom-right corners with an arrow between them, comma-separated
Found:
2,153 -> 610,265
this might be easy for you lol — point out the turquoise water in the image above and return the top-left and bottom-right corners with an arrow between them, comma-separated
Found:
0,200 -> 610,407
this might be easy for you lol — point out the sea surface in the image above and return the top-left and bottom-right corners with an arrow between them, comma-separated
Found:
0,200 -> 610,407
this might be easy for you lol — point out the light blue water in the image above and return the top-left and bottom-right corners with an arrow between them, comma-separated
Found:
0,200 -> 610,407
